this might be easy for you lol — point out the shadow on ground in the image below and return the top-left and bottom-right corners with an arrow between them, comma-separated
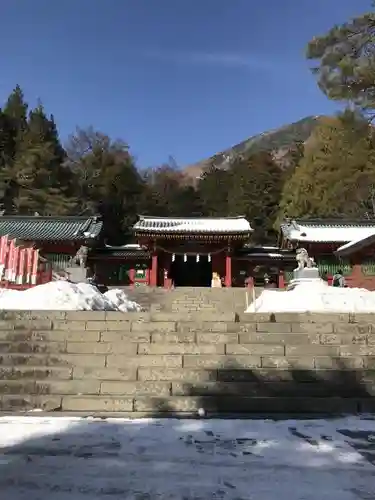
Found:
0,360 -> 374,498
148,357 -> 375,418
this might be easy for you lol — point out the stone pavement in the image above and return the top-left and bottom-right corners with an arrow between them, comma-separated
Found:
0,415 -> 374,499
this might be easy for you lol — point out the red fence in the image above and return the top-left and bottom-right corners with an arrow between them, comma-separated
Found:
0,235 -> 52,289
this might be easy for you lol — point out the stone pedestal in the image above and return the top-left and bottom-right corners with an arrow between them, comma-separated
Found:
66,267 -> 89,283
287,267 -> 323,290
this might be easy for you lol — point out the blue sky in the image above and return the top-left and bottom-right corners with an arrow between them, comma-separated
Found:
0,0 -> 371,167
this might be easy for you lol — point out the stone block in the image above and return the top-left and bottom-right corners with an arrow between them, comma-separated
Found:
100,381 -> 171,396
197,333 -> 239,344
285,345 -> 340,356
138,343 -> 224,355
12,320 -> 53,330
66,341 -> 137,355
65,311 -> 106,321
48,354 -> 106,367
320,333 -> 368,345
86,320 -> 130,331
256,323 -> 291,333
314,356 -> 364,369
0,366 -> 72,380
137,368 -> 216,382
339,345 -> 375,356
134,395 -> 357,414
364,357 -> 375,369
133,396 -> 200,413
183,355 -> 261,369
261,356 -> 315,369
35,379 -> 100,395
226,344 -> 284,355
0,311 -> 65,320
237,323 -> 257,333
0,341 -> 66,354
240,332 -> 319,345
333,323 -> 371,334
73,367 -> 137,381
52,331 -> 100,342
0,354 -> 49,366
350,313 -> 375,323
131,321 -> 176,333
291,323 -> 333,334
0,395 -> 62,411
53,320 -> 86,331
100,330 -> 150,343
106,354 -> 182,368
151,332 -> 195,343
61,396 -> 133,412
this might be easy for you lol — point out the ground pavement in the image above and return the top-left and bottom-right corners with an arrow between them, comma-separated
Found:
0,415 -> 374,499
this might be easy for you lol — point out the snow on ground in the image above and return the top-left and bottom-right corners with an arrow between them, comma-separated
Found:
247,279 -> 375,313
0,281 -> 141,312
0,415 -> 374,499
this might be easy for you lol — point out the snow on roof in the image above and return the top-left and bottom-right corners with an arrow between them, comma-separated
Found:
280,219 -> 375,243
133,216 -> 253,234
335,231 -> 375,256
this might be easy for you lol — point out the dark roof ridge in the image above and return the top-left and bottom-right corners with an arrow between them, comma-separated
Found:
0,214 -> 101,221
137,215 -> 247,220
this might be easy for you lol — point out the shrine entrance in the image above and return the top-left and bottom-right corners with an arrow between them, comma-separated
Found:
170,255 -> 212,287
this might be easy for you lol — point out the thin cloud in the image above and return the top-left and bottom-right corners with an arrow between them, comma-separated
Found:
140,48 -> 276,71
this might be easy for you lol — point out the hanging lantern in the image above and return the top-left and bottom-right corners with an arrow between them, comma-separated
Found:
184,254 -> 187,263
208,254 -> 211,262
172,253 -> 175,262
196,254 -> 200,263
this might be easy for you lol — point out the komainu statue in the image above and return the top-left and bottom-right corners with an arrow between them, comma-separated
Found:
295,248 -> 316,270
70,245 -> 89,268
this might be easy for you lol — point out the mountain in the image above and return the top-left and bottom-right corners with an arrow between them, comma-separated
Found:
183,115 -> 323,180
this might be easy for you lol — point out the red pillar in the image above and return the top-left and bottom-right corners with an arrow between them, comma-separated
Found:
150,254 -> 158,287
278,271 -> 285,289
225,253 -> 232,287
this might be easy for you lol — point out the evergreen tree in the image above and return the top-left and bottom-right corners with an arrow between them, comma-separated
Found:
227,152 -> 283,244
307,4 -> 375,116
277,114 -> 375,221
11,104 -> 76,214
0,85 -> 29,212
197,166 -> 231,216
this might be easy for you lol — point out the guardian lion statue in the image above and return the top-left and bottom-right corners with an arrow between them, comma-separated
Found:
70,245 -> 89,268
295,247 -> 316,270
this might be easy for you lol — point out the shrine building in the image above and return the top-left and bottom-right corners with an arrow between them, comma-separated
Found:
279,218 -> 375,287
0,214 -> 103,278
132,215 -> 253,287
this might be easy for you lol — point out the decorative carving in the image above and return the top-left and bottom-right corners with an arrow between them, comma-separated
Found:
70,245 -> 89,268
295,248 -> 316,270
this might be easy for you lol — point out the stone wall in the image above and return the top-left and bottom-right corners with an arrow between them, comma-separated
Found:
0,310 -> 375,416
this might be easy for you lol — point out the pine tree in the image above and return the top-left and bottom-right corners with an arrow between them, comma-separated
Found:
307,4 -> 375,116
277,114 -> 375,221
197,166 -> 231,216
227,152 -> 283,244
12,104 -> 76,214
0,86 -> 29,212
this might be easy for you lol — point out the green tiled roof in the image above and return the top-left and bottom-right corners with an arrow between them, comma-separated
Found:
0,215 -> 103,241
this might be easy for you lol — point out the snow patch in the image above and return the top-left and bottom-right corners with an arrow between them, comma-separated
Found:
0,281 -> 141,311
247,280 -> 375,313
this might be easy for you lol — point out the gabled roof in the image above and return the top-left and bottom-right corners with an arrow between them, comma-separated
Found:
280,218 -> 375,243
0,215 -> 103,241
133,216 -> 253,235
335,232 -> 375,257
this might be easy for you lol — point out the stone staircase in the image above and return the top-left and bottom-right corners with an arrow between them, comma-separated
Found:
120,287 -> 264,314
